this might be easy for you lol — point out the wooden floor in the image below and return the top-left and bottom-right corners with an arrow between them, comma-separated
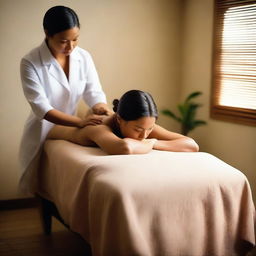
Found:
0,207 -> 92,256
3,208 -> 256,256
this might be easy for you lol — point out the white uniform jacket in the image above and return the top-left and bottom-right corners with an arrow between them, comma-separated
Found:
19,40 -> 107,193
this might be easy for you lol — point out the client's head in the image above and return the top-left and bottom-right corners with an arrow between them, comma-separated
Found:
113,90 -> 158,140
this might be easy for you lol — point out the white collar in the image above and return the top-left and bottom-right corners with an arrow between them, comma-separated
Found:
39,40 -> 82,66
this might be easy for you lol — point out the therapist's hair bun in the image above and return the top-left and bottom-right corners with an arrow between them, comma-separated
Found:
112,99 -> 119,113
43,6 -> 80,36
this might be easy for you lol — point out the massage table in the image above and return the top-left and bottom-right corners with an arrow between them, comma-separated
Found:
37,140 -> 255,256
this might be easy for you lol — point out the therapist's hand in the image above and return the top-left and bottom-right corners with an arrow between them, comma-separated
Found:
92,103 -> 113,116
78,114 -> 104,128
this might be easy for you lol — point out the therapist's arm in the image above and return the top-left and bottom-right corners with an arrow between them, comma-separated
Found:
44,109 -> 103,128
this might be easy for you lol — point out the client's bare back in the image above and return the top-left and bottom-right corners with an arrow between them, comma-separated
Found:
47,115 -> 115,147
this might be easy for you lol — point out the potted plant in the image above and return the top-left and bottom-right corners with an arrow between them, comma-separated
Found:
161,91 -> 207,135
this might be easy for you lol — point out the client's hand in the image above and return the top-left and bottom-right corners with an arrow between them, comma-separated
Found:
78,114 -> 104,128
146,138 -> 158,147
122,138 -> 157,154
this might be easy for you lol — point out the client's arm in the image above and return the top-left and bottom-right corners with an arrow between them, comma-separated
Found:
85,125 -> 156,155
149,125 -> 199,152
47,124 -> 156,155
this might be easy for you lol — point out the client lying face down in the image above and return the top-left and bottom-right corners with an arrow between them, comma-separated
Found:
47,90 -> 199,154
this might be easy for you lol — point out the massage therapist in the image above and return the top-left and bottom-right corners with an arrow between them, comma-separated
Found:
19,6 -> 111,193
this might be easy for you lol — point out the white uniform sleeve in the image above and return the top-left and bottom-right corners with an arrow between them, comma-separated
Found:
83,53 -> 107,107
20,58 -> 53,120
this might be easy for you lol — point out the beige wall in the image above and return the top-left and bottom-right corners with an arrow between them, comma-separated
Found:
0,0 -> 255,201
180,0 -> 256,200
0,0 -> 181,199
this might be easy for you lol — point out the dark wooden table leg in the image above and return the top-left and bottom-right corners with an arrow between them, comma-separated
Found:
37,195 -> 52,235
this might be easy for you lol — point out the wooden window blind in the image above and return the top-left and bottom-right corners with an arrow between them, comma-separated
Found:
211,0 -> 256,126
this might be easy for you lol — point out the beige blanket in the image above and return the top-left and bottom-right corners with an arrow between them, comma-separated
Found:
38,140 -> 255,256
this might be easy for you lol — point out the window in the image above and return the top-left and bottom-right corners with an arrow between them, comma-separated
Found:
211,0 -> 256,126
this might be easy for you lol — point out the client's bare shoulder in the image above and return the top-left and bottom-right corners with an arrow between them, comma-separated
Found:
85,115 -> 115,134
79,114 -> 116,142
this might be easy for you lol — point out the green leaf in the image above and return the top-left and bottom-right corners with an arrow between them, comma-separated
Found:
193,120 -> 207,126
183,103 -> 199,124
188,120 -> 207,131
178,104 -> 186,118
161,109 -> 181,122
185,91 -> 202,103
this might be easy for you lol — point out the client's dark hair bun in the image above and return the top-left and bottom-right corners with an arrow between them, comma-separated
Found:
112,99 -> 119,112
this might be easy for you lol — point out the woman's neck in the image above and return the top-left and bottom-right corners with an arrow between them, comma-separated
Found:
56,56 -> 69,78
111,114 -> 123,138
45,39 -> 70,78
103,114 -> 123,138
